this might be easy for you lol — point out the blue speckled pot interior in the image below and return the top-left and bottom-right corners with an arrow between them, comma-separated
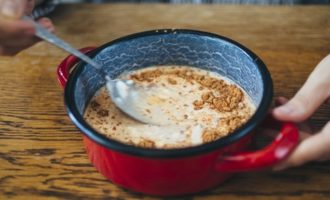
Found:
74,30 -> 264,115
65,29 -> 272,157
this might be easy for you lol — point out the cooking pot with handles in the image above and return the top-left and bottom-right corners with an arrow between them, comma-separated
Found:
57,29 -> 299,196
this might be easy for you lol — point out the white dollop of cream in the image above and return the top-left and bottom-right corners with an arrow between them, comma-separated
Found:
191,124 -> 203,145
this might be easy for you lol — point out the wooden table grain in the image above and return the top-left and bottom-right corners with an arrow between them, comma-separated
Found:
0,4 -> 329,200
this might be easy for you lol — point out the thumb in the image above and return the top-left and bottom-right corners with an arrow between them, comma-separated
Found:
273,55 -> 330,122
0,0 -> 27,19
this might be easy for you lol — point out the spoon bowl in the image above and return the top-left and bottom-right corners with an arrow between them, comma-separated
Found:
23,16 -> 161,125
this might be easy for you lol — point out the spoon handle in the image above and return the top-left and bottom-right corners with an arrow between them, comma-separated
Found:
23,16 -> 101,69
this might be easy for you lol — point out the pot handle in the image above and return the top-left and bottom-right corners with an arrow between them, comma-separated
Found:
57,47 -> 96,88
215,121 -> 299,173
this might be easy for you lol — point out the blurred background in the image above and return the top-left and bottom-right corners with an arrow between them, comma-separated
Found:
59,0 -> 330,3
34,0 -> 329,19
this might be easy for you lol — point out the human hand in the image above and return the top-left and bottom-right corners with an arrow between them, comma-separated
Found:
272,55 -> 330,170
0,0 -> 54,55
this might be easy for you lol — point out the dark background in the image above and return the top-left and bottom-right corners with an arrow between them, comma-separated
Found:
83,0 -> 330,4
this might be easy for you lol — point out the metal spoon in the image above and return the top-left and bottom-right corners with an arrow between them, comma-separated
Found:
23,16 -> 161,125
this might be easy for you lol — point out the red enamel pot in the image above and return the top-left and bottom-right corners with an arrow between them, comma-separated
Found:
57,29 -> 299,196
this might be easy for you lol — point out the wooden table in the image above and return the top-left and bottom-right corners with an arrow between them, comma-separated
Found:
0,4 -> 329,200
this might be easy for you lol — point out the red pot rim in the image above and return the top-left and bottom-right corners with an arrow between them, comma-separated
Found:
63,29 -> 273,158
